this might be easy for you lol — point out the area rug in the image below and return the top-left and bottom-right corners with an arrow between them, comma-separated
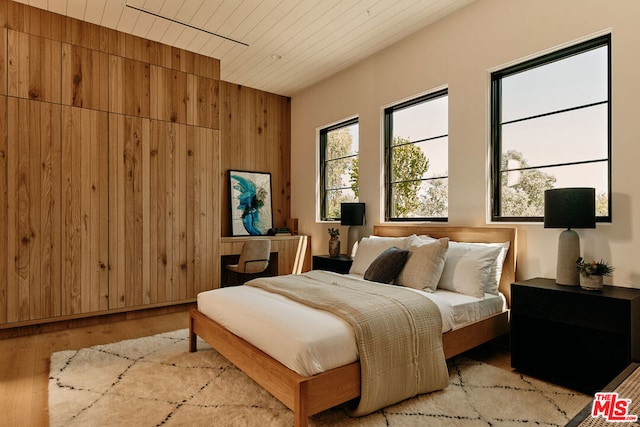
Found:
49,329 -> 591,426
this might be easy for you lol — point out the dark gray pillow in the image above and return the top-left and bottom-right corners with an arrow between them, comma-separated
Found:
363,246 -> 409,284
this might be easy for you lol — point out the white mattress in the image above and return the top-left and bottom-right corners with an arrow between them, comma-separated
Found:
197,272 -> 506,377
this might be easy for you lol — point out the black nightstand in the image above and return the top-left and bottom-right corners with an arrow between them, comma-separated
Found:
511,278 -> 640,394
312,255 -> 353,274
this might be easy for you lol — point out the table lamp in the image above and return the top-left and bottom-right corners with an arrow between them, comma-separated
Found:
341,202 -> 365,257
544,188 -> 596,286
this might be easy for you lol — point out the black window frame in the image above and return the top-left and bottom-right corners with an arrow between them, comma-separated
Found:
491,34 -> 612,223
384,89 -> 449,222
319,117 -> 359,221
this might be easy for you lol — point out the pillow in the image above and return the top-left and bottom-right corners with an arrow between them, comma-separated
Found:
396,238 -> 449,291
469,241 -> 510,295
349,236 -> 410,275
411,236 -> 510,295
437,243 -> 502,298
363,247 -> 409,284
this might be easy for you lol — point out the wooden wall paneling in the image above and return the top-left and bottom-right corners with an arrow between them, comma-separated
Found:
150,65 -> 187,124
170,47 -> 193,74
61,43 -> 109,111
100,25 -> 117,57
109,56 -> 150,118
108,114 -> 151,309
155,43 -> 173,70
7,30 -> 62,102
187,126 -> 220,296
0,96 -> 7,324
6,98 -> 61,323
120,32 -> 145,63
38,102 -> 62,320
149,120 -> 188,303
0,0 -> 6,29
0,29 -> 6,96
61,107 -> 109,315
187,75 -> 219,129
268,93 -> 291,225
3,1 -> 67,57
219,82 -> 243,237
219,82 -> 291,236
173,123 -> 188,301
4,0 -> 24,32
0,97 -> 9,324
43,8 -> 66,42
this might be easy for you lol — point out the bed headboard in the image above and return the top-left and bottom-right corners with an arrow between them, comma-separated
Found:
372,225 -> 517,306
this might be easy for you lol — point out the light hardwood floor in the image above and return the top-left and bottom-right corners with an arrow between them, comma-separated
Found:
0,309 -> 191,427
0,308 -> 510,427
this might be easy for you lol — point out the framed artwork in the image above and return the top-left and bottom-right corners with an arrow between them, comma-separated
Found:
228,170 -> 273,236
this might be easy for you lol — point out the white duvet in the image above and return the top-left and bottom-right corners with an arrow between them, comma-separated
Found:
197,272 -> 506,377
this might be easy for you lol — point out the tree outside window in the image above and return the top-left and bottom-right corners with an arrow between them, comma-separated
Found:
385,90 -> 448,221
320,119 -> 358,220
492,35 -> 611,221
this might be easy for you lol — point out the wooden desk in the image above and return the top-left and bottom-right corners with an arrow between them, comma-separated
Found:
219,235 -> 311,286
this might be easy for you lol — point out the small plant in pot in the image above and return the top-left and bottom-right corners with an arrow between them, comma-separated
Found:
328,228 -> 340,257
576,257 -> 614,290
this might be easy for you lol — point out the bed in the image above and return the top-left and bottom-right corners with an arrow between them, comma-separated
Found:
189,225 -> 517,426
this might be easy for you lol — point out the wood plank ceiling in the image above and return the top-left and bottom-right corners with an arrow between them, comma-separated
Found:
12,0 -> 475,96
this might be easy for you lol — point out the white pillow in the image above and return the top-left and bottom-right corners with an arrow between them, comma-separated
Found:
413,236 -> 510,295
349,236 -> 410,275
472,241 -> 510,294
396,238 -> 449,291
437,243 -> 502,298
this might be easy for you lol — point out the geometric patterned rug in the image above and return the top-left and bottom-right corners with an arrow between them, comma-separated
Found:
49,329 -> 591,426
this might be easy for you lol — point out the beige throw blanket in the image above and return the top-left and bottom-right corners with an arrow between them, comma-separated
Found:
245,270 -> 449,416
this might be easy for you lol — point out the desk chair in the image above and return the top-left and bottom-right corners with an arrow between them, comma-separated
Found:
225,239 -> 271,285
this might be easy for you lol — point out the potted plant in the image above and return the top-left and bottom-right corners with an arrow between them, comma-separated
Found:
576,257 -> 615,290
328,227 -> 340,257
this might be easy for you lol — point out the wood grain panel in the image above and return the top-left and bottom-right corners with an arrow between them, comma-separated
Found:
61,107 -> 109,315
149,120 -> 188,303
69,18 -> 102,51
108,114 -> 150,309
6,98 -> 61,323
0,0 -> 262,328
187,75 -> 219,129
61,43 -> 109,110
0,96 -> 7,324
187,127 -> 220,296
150,65 -> 187,124
193,54 -> 220,80
7,30 -> 61,102
109,56 -> 150,118
38,102 -> 62,320
220,82 -> 291,236
0,29 -> 6,96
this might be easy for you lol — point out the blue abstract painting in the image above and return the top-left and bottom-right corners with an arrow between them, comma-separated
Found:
229,170 -> 273,236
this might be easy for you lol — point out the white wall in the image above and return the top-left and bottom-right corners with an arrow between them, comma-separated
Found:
290,0 -> 640,287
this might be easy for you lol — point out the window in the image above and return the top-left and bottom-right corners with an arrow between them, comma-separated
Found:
384,89 -> 449,221
320,118 -> 359,221
491,35 -> 611,222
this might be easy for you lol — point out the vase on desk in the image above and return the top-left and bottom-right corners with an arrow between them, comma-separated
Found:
329,237 -> 340,257
580,274 -> 603,290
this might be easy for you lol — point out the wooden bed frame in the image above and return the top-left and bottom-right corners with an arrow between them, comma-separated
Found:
189,225 -> 517,427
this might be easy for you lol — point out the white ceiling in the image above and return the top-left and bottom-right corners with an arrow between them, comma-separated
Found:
14,0 -> 475,96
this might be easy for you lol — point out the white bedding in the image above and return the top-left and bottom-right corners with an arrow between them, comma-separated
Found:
197,272 -> 506,377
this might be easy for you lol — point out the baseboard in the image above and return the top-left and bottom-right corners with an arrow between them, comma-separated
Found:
0,303 -> 196,339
